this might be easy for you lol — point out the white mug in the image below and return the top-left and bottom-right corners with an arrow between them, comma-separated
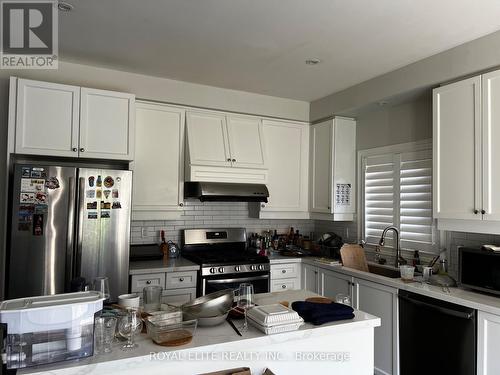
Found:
118,293 -> 140,308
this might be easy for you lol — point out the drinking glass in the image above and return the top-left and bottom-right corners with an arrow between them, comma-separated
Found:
335,293 -> 352,306
118,308 -> 140,351
143,285 -> 163,312
422,266 -> 433,282
93,277 -> 110,301
237,283 -> 255,332
94,316 -> 117,354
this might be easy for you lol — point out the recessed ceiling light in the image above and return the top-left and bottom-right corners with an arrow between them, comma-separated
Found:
305,58 -> 321,66
58,2 -> 73,12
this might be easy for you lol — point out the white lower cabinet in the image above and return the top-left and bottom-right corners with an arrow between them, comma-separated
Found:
302,263 -> 319,293
478,310 -> 500,375
301,264 -> 399,375
130,269 -> 197,306
270,263 -> 301,292
319,268 -> 354,300
353,277 -> 398,375
161,288 -> 197,306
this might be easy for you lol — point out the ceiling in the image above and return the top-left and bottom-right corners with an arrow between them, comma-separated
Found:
59,0 -> 500,101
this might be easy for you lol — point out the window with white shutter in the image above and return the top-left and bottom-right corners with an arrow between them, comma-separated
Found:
361,141 -> 437,254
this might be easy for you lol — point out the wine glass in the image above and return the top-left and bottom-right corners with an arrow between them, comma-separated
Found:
335,293 -> 352,306
237,283 -> 254,332
93,276 -> 110,302
118,308 -> 140,351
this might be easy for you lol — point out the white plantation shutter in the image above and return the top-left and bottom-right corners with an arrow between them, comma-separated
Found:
363,154 -> 396,248
362,144 -> 437,253
399,149 -> 435,252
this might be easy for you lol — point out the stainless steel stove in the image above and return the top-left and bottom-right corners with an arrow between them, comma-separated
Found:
182,228 -> 270,296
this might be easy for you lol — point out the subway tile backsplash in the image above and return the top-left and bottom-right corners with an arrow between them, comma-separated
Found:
131,201 -> 315,245
131,202 -> 494,280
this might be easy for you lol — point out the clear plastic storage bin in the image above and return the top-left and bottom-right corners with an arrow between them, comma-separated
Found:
0,292 -> 104,369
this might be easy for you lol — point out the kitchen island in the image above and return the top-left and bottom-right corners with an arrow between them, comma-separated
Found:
20,290 -> 380,375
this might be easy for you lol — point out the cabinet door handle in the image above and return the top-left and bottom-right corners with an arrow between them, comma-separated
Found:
282,284 -> 286,289
179,203 -> 184,207
232,159 -> 236,162
72,147 -> 78,152
473,209 -> 479,214
227,158 -> 231,162
179,277 -> 184,282
261,204 -> 265,208
282,269 -> 286,274
481,209 -> 486,215
79,148 -> 85,152
146,280 -> 152,285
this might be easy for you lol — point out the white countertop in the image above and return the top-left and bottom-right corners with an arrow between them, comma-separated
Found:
19,290 -> 380,375
269,254 -> 500,316
129,257 -> 200,274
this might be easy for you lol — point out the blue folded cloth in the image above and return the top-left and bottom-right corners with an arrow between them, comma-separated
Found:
291,301 -> 355,325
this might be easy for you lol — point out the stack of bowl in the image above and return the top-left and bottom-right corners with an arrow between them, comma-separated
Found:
181,289 -> 234,326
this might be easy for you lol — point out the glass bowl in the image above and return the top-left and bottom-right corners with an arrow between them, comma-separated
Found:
145,318 -> 197,347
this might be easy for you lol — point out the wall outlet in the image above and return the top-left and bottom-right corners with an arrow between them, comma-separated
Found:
141,228 -> 148,238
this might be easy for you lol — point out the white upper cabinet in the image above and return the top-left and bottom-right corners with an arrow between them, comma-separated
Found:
15,79 -> 80,157
186,111 -> 231,167
433,76 -> 481,220
255,119 -> 309,218
79,88 -> 135,160
482,70 -> 500,221
131,102 -> 185,220
11,77 -> 135,160
310,120 -> 332,213
310,117 -> 356,221
226,115 -> 266,169
185,110 -> 268,184
434,69 -> 500,234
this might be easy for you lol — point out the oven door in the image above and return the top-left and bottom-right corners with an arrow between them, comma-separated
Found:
202,271 -> 270,296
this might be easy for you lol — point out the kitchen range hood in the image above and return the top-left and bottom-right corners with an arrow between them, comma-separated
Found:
184,182 -> 269,202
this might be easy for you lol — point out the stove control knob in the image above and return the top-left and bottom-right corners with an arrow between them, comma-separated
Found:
258,264 -> 264,271
218,267 -> 224,273
210,267 -> 216,274
250,265 -> 256,271
235,266 -> 241,272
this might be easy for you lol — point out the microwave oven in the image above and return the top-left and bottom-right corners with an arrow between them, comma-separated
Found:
459,246 -> 500,295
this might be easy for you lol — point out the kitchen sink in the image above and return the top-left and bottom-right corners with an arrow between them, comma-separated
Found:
367,263 -> 401,278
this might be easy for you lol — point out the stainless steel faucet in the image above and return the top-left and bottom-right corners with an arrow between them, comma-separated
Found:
378,226 -> 407,268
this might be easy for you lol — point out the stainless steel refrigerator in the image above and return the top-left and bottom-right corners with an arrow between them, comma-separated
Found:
7,164 -> 132,302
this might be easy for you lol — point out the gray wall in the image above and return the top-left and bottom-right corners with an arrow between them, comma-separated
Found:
311,29 -> 500,121
356,93 -> 432,150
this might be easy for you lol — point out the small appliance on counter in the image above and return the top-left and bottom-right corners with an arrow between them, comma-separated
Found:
459,246 -> 500,295
129,244 -> 164,262
0,292 -> 104,370
316,232 -> 344,259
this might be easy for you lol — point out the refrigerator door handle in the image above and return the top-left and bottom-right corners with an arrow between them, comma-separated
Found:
65,176 -> 76,290
75,177 -> 86,278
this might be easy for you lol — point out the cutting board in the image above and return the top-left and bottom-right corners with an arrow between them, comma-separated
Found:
340,244 -> 369,272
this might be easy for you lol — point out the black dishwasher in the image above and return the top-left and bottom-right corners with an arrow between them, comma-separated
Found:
398,290 -> 476,375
